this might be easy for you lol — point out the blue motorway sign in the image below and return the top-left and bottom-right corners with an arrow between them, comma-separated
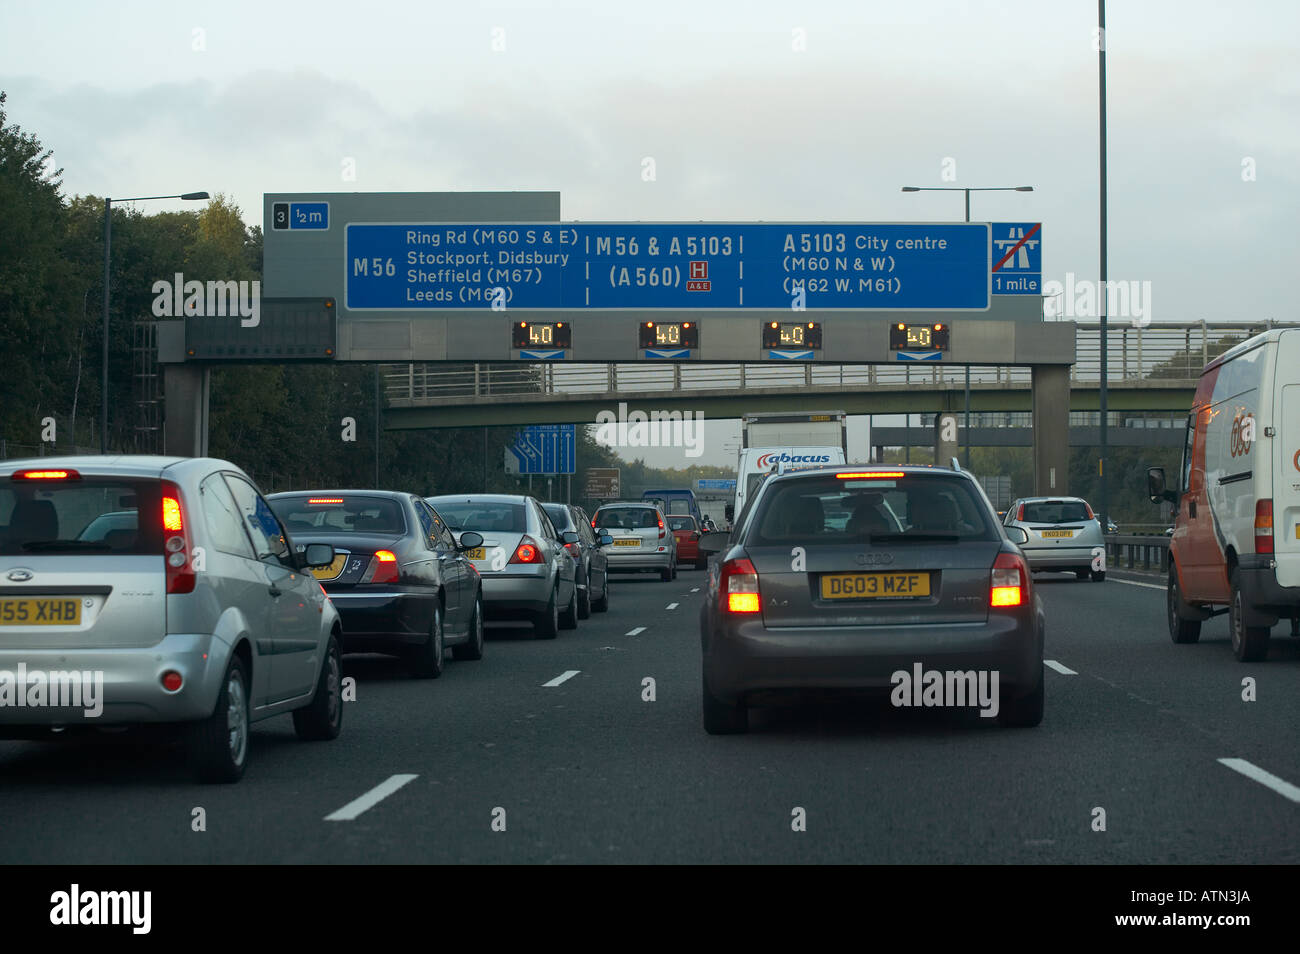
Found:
696,478 -> 737,492
345,223 -> 991,311
506,424 -> 575,475
990,222 -> 1041,295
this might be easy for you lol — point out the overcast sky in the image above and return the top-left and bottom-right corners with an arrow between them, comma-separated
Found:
4,0 -> 1296,466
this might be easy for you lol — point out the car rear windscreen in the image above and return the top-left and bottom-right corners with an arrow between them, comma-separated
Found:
747,474 -> 997,545
597,507 -> 660,530
542,505 -> 573,531
270,495 -> 407,535
431,500 -> 527,533
1022,501 -> 1090,523
667,516 -> 696,531
0,477 -> 160,555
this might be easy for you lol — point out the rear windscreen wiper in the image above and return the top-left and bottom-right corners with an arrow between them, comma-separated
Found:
865,533 -> 962,542
20,540 -> 114,552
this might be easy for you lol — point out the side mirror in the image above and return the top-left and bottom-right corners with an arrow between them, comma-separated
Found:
303,542 -> 336,568
599,533 -> 614,546
458,531 -> 484,550
698,530 -> 730,555
1005,526 -> 1029,545
562,530 -> 580,545
1147,467 -> 1177,504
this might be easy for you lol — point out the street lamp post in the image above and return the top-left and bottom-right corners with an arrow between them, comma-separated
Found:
901,185 -> 1034,468
101,191 -> 210,454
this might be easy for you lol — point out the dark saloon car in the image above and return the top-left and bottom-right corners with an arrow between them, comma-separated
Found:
698,465 -> 1045,733
542,503 -> 612,617
268,491 -> 484,678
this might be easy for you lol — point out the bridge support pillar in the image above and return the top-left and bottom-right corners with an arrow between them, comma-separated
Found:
1032,364 -> 1070,496
934,412 -> 958,466
163,364 -> 210,458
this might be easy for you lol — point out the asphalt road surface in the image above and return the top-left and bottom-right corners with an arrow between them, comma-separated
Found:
2,567 -> 1298,864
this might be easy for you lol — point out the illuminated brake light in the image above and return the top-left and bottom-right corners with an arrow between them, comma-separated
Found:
13,469 -> 78,480
307,497 -> 344,505
360,549 -> 399,584
838,472 -> 903,479
510,535 -> 545,564
990,551 -> 1027,608
658,514 -> 665,539
720,557 -> 761,614
375,550 -> 397,562
163,495 -> 184,532
1255,499 -> 1274,555
161,481 -> 195,594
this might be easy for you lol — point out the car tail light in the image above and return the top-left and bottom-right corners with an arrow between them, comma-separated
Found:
510,535 -> 545,564
720,557 -> 761,613
161,480 -> 195,594
564,541 -> 580,557
1255,499 -> 1273,555
307,497 -> 344,505
1084,502 -> 1096,519
990,551 -> 1027,608
11,469 -> 80,481
658,514 -> 665,540
837,471 -> 903,479
1016,503 -> 1025,520
360,549 -> 400,584
591,515 -> 598,528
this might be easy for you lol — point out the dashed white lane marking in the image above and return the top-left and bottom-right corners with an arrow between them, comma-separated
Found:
626,627 -> 646,636
1108,577 -> 1165,591
666,602 -> 679,610
325,774 -> 419,822
690,587 -> 700,593
1044,660 -> 1077,675
1218,758 -> 1300,804
542,670 -> 581,687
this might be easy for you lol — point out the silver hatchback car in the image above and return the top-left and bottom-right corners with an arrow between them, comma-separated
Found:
592,502 -> 678,581
1003,496 -> 1107,581
0,456 -> 343,782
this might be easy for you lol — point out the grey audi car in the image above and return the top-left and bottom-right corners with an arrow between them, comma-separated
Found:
0,456 -> 343,782
698,464 -> 1045,733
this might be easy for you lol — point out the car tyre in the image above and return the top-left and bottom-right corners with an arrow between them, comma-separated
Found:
410,605 -> 446,678
660,565 -> 672,582
1229,570 -> 1269,662
559,580 -> 579,630
576,572 -> 592,620
591,575 -> 609,613
1075,569 -> 1089,580
294,634 -> 343,741
1167,566 -> 1202,644
1090,570 -> 1106,582
452,594 -> 485,661
191,654 -> 251,783
997,667 -> 1044,728
534,587 -> 559,640
702,676 -> 748,734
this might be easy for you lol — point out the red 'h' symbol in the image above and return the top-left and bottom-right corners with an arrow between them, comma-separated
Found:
690,261 -> 708,280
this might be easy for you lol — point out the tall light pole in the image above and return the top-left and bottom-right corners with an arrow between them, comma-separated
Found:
102,191 -> 210,454
901,185 -> 1034,467
1097,0 -> 1110,537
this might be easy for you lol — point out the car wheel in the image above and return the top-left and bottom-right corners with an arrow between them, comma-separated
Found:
559,580 -> 579,630
294,634 -> 343,741
1090,570 -> 1106,582
591,574 -> 609,613
576,572 -> 592,620
1167,566 -> 1201,644
452,594 -> 485,661
534,587 -> 559,640
997,668 -> 1044,728
1229,571 -> 1269,662
702,675 -> 748,734
1075,569 -> 1089,580
410,604 -> 446,678
671,559 -> 678,580
660,565 -> 672,582
191,654 -> 251,783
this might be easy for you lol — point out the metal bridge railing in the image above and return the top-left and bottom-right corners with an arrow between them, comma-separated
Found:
383,321 -> 1292,405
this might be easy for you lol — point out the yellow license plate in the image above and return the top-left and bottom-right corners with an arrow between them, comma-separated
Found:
466,547 -> 486,561
820,573 -> 930,599
1040,529 -> 1074,538
614,538 -> 641,547
0,598 -> 82,626
310,554 -> 348,580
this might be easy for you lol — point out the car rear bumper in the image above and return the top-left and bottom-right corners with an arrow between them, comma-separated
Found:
1023,546 -> 1098,570
325,590 -> 435,646
0,633 -> 226,728
605,550 -> 673,570
480,571 -> 553,618
703,612 -> 1041,705
1237,556 -> 1300,624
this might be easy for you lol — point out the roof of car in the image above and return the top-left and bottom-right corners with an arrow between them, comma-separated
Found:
1,455 -> 238,479
268,489 -> 411,499
1015,496 -> 1088,504
426,493 -> 534,504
